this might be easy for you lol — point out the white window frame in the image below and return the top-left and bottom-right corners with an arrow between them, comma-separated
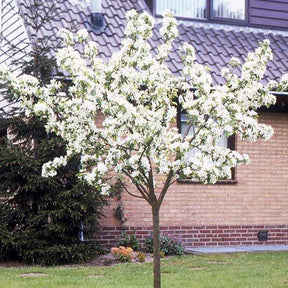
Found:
154,0 -> 247,22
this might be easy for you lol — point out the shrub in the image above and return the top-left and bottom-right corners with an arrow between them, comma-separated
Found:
144,234 -> 184,256
22,242 -> 104,266
117,230 -> 140,251
0,138 -> 108,265
111,246 -> 133,262
159,251 -> 165,258
0,0 -> 108,266
136,251 -> 146,263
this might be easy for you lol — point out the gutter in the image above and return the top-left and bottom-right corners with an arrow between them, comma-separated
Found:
270,91 -> 288,96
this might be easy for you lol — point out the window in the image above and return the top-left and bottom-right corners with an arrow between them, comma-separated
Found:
156,0 -> 206,19
212,0 -> 245,20
179,112 -> 236,182
154,0 -> 246,22
180,112 -> 228,162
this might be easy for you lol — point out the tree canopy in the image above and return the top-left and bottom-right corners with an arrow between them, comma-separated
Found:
0,9 -> 283,287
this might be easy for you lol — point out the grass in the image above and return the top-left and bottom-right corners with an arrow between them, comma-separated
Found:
1,252 -> 288,288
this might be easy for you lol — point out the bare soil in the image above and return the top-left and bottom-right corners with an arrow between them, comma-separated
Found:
0,261 -> 28,267
18,273 -> 48,277
0,252 -> 154,268
84,252 -> 153,266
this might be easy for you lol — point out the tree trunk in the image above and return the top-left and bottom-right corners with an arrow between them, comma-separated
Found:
152,205 -> 161,288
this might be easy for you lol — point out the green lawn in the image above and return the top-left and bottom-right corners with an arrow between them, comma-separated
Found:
1,252 -> 288,288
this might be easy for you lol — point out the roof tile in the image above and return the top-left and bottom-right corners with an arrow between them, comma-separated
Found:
15,0 -> 288,85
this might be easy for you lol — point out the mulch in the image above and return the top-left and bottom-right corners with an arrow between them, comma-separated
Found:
0,252 -> 154,267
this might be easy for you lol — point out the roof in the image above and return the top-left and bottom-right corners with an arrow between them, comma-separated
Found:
18,0 -> 288,84
17,0 -> 146,60
174,24 -> 288,85
1,0 -> 288,87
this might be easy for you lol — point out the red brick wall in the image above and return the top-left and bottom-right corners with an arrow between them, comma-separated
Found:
97,112 -> 288,247
95,225 -> 288,247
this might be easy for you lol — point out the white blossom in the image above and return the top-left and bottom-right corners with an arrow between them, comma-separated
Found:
77,29 -> 89,42
0,11 -> 277,195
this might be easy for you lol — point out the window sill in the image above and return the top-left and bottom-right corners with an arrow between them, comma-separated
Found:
177,179 -> 238,185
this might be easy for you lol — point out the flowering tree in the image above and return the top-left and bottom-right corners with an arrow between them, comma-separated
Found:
0,9 -> 280,288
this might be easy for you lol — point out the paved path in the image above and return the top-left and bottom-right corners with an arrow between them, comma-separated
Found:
185,245 -> 288,254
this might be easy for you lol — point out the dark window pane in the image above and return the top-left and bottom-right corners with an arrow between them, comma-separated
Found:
156,0 -> 206,19
213,0 -> 245,20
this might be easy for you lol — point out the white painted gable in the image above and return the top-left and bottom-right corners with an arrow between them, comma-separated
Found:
0,0 -> 30,116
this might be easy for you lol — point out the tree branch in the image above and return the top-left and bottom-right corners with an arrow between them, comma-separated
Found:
147,157 -> 158,204
157,169 -> 174,208
122,169 -> 152,205
122,185 -> 145,200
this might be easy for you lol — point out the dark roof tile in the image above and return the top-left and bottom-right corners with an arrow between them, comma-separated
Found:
16,0 -> 288,85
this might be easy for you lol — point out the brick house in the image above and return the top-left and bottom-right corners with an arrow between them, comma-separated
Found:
1,0 -> 288,248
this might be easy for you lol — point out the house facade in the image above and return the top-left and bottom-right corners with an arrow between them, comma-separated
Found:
1,0 -> 288,248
